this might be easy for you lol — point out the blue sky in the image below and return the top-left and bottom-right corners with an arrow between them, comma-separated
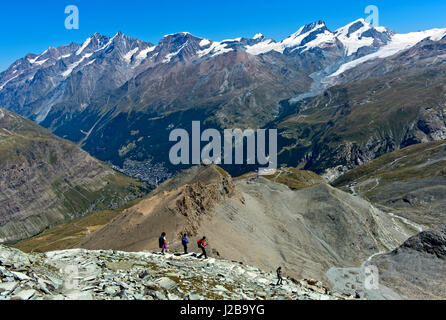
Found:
1,0 -> 446,71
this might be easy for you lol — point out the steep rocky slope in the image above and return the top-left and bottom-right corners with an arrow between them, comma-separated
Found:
371,225 -> 446,300
0,108 -> 148,242
80,165 -> 235,252
79,165 -> 415,286
332,140 -> 446,226
0,245 -> 346,300
200,176 -> 414,283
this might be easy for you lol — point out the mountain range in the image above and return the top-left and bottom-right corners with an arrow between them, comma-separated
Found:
2,19 -> 445,181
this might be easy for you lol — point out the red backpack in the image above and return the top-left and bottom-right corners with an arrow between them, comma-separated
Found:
197,239 -> 205,248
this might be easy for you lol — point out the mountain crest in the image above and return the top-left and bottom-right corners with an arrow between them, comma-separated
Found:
1,18 -> 445,133
299,20 -> 328,35
253,33 -> 264,40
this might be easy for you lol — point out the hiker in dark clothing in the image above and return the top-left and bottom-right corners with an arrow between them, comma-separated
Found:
182,234 -> 189,254
197,236 -> 208,259
159,232 -> 168,255
355,290 -> 361,299
276,267 -> 283,285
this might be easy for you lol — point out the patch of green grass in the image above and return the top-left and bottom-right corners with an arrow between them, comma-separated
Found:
49,151 -> 58,165
265,167 -> 324,190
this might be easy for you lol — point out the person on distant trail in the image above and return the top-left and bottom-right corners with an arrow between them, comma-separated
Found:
159,232 -> 168,255
355,290 -> 361,299
197,236 -> 208,259
182,233 -> 189,254
276,267 -> 283,286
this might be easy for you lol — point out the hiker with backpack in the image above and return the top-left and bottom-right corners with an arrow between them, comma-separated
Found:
276,267 -> 284,285
182,233 -> 189,254
159,232 -> 168,255
197,236 -> 208,259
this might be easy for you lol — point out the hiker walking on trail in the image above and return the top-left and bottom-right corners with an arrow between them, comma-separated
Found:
276,267 -> 284,285
182,233 -> 189,254
197,236 -> 208,259
159,232 -> 168,255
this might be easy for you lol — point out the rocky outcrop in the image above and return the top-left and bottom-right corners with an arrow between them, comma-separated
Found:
371,225 -> 446,299
394,225 -> 446,259
175,176 -> 235,236
0,245 -> 346,300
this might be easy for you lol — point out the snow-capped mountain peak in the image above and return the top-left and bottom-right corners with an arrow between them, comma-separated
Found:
335,18 -> 394,56
253,33 -> 264,40
297,20 -> 327,36
199,39 -> 211,47
330,27 -> 446,77
243,20 -> 334,55
282,20 -> 329,48
335,18 -> 369,37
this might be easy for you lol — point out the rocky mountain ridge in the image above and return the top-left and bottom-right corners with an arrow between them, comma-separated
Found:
0,245 -> 347,300
78,165 -> 416,286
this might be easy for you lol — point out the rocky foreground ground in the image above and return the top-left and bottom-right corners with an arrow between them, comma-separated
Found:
0,246 -> 349,300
